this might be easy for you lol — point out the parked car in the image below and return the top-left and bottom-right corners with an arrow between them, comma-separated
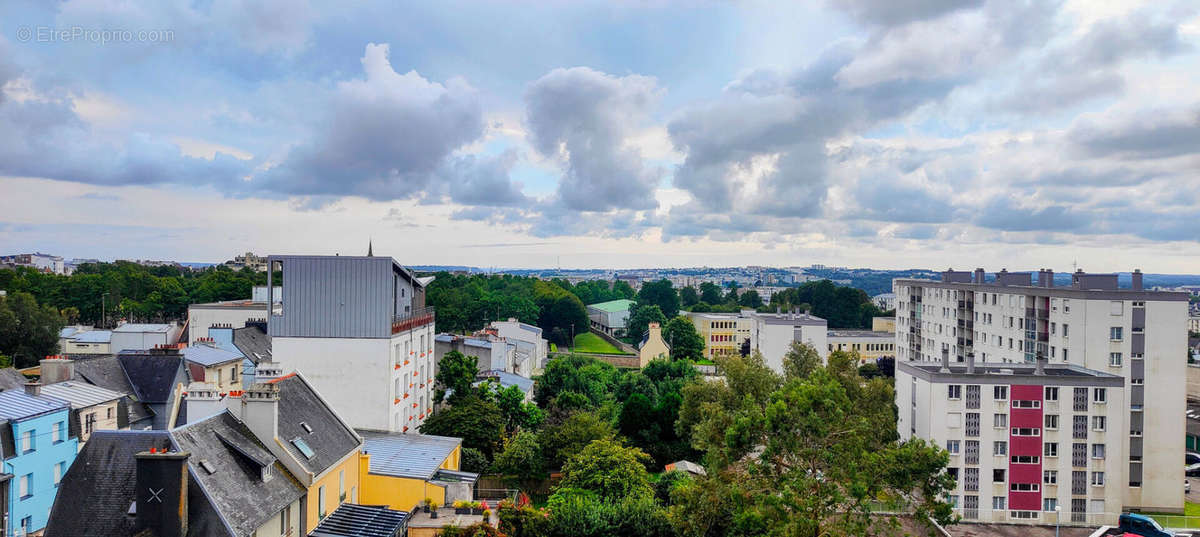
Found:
1118,513 -> 1177,537
1185,452 -> 1200,476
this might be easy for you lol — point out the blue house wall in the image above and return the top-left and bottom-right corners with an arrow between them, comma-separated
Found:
5,408 -> 77,536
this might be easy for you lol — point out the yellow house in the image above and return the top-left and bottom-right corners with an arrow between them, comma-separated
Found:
182,339 -> 245,392
638,322 -> 671,367
356,431 -> 474,513
685,312 -> 754,358
826,330 -> 896,362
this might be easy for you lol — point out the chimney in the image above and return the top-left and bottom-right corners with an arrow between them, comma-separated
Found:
1034,351 -> 1046,376
974,268 -> 985,284
965,352 -> 976,375
224,390 -> 243,419
185,382 -> 223,421
254,361 -> 284,383
40,355 -> 75,384
24,382 -> 41,397
1132,269 -> 1143,291
1038,269 -> 1054,288
135,448 -> 190,537
241,383 -> 279,443
940,347 -> 951,373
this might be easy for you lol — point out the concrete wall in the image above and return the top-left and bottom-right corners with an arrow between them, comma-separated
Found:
110,330 -> 172,353
186,304 -> 266,344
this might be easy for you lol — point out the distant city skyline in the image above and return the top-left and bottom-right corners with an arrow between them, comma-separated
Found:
2,1 -> 1199,271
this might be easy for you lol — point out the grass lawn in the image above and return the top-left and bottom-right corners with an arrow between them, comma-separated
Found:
1146,501 -> 1200,528
572,333 -> 634,355
694,358 -> 716,366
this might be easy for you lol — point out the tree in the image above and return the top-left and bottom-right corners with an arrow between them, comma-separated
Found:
491,431 -> 546,488
679,286 -> 699,307
419,396 -> 506,459
559,439 -> 653,502
489,383 -> 544,432
611,280 -> 636,300
738,290 -> 762,308
534,354 -> 618,408
460,447 -> 490,473
538,411 -> 616,470
618,393 -> 657,442
626,304 -> 666,345
434,351 -> 479,404
698,282 -> 723,305
637,279 -> 680,318
0,292 -> 64,367
662,316 -> 704,362
782,341 -> 822,380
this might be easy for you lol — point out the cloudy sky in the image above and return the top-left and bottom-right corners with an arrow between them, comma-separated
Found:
1,0 -> 1198,271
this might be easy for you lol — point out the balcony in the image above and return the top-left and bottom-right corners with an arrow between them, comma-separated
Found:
392,307 -> 435,334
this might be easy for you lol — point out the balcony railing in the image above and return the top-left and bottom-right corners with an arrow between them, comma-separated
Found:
392,307 -> 435,334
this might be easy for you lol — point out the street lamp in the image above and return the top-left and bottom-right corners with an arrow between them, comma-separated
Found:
1054,504 -> 1061,537
101,292 -> 110,328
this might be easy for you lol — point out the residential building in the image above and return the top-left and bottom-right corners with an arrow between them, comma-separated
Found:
751,312 -> 828,373
474,370 -> 535,403
1189,314 -> 1200,333
873,292 -> 897,311
873,316 -> 896,333
895,268 -> 1188,513
110,322 -> 183,353
224,251 -> 269,272
0,253 -> 65,274
897,355 -> 1126,525
187,286 -> 281,344
686,311 -> 755,359
0,385 -> 78,536
827,330 -> 896,362
57,354 -> 159,429
487,318 -> 548,375
61,329 -> 111,354
266,255 -> 436,433
435,333 -> 514,374
182,340 -> 245,392
310,503 -> 409,537
639,322 -> 671,367
117,346 -> 193,429
587,299 -> 636,337
356,431 -> 475,512
37,377 -> 124,445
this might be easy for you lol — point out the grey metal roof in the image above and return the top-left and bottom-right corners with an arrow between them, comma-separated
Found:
113,323 -> 174,333
59,327 -> 79,338
475,370 -> 534,394
827,330 -> 892,338
0,389 -> 68,421
310,503 -> 409,537
358,430 -> 462,480
182,344 -> 244,367
74,330 -> 112,343
39,381 -> 124,409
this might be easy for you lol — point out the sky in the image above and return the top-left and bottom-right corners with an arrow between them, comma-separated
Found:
1,0 -> 1199,271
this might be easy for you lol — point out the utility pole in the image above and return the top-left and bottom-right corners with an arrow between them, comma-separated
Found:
101,292 -> 110,329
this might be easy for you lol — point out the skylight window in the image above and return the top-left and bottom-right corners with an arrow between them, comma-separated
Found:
292,437 -> 315,458
300,422 -> 313,434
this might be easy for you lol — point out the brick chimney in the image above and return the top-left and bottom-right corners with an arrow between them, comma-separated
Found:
241,382 -> 279,443
1132,269 -> 1143,291
40,356 -> 75,384
135,448 -> 190,537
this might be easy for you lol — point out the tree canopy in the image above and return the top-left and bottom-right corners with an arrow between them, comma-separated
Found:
662,316 -> 705,362
0,291 -> 65,367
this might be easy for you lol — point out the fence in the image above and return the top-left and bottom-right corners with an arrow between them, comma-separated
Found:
950,507 -> 1200,530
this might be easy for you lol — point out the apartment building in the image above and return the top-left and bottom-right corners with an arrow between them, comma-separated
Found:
828,330 -> 895,362
897,355 -> 1126,525
684,310 -> 827,373
894,268 -> 1188,513
266,255 -> 436,433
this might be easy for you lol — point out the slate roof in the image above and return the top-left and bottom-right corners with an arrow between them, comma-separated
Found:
310,503 -> 409,537
232,325 -> 272,365
171,412 -> 305,536
270,374 -> 361,478
74,330 -> 112,343
71,355 -> 154,425
358,430 -> 461,480
39,381 -> 124,409
0,368 -> 30,392
0,389 -> 67,421
119,352 -> 188,404
182,344 -> 244,367
587,299 -> 636,313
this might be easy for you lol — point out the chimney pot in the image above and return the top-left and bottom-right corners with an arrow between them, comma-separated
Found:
23,382 -> 41,397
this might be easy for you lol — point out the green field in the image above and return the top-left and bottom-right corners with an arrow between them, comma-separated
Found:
572,333 -> 634,355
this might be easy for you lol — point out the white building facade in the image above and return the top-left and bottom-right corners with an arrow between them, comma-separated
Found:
894,268 -> 1187,514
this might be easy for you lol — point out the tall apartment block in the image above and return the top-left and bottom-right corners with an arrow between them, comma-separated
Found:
895,268 -> 1188,515
266,255 -> 436,433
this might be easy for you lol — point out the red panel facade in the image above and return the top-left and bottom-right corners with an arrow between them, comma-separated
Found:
1009,384 -> 1042,511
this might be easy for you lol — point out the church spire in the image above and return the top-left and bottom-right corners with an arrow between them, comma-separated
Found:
367,238 -> 373,257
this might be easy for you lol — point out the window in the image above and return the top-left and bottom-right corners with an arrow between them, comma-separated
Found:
53,461 -> 63,485
1063,348 -> 1069,361
946,440 -> 960,454
1091,472 -> 1105,486
85,413 -> 96,435
1073,388 -> 1088,411
994,386 -> 1008,400
948,385 -> 962,399
318,485 -> 326,518
1045,414 -> 1059,429
1044,442 -> 1058,457
994,414 -> 1008,428
993,441 -> 1007,455
1010,483 -> 1039,492
992,496 -> 1006,510
965,413 -> 980,437
20,517 -> 30,532
1063,299 -> 1070,313
291,438 -> 316,458
279,504 -> 292,535
1092,444 -> 1105,459
993,469 -> 1006,482
1072,443 -> 1087,467
1109,352 -> 1122,367
21,430 -> 33,453
1012,400 -> 1040,409
1011,455 -> 1040,464
1044,470 -> 1058,484
1051,322 -> 1056,335
1045,387 -> 1059,401
106,407 -> 113,420
1110,327 -> 1123,341
1073,415 -> 1088,439
1093,388 -> 1106,404
19,473 -> 31,499
1011,510 -> 1038,519
964,467 -> 980,491
1092,416 -> 1106,431
1043,498 -> 1058,512
1063,324 -> 1069,337
339,470 -> 346,502
1011,427 -> 1040,437
966,385 -> 981,409
965,441 -> 980,465
52,422 -> 62,443
1110,301 -> 1123,315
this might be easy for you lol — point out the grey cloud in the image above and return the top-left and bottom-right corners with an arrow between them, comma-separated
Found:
1070,108 -> 1200,160
525,67 -> 662,212
437,151 -> 530,207
828,0 -> 984,26
974,198 -> 1088,232
851,175 -> 956,223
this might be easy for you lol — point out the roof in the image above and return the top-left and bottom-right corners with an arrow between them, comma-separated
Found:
0,389 -> 68,421
74,330 -> 112,343
232,325 -> 272,365
59,327 -> 80,338
475,370 -> 534,394
827,330 -> 893,339
358,430 -> 462,480
182,344 -> 244,367
587,299 -> 636,313
310,503 -> 409,537
71,355 -> 154,424
271,374 -> 361,478
113,323 -> 174,333
39,381 -> 124,409
900,361 -> 1126,387
119,352 -> 188,404
0,368 -> 30,392
171,412 -> 305,536
665,460 -> 706,476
